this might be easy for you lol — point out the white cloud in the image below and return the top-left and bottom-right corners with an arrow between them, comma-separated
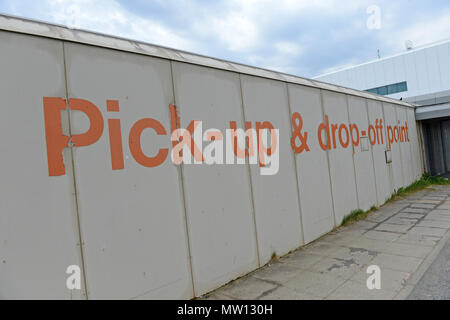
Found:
229,0 -> 364,17
275,42 -> 302,56
208,13 -> 259,52
247,41 -> 303,74
42,0 -> 195,50
390,11 -> 450,50
193,0 -> 366,53
2,0 -> 449,78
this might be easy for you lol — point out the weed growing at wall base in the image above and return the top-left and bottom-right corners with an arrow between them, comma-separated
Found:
387,173 -> 450,203
342,207 -> 378,226
342,174 -> 450,226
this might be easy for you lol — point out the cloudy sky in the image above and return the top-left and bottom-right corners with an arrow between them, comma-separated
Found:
1,0 -> 449,78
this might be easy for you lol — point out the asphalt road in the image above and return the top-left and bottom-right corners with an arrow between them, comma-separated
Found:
408,238 -> 450,300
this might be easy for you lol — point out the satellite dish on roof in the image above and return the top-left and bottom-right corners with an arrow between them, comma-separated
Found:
405,40 -> 413,51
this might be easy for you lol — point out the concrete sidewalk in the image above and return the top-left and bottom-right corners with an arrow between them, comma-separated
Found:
407,237 -> 450,299
203,185 -> 450,300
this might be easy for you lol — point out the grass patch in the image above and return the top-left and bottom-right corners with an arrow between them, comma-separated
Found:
342,207 -> 378,226
342,174 -> 450,226
387,173 -> 450,203
269,252 -> 279,263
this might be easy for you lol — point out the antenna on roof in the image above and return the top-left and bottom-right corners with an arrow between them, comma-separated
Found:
377,49 -> 381,59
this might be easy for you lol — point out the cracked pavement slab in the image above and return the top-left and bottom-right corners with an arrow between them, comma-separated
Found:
202,186 -> 450,300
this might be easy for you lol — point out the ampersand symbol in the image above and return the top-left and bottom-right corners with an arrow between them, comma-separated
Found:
291,112 -> 310,154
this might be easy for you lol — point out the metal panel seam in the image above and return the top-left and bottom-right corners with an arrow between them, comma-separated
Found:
381,103 -> 395,194
237,73 -> 262,267
406,107 -> 415,182
319,89 -> 338,227
365,100 -> 380,206
284,83 -> 305,245
345,95 -> 361,210
61,41 -> 89,299
395,106 -> 406,187
169,61 -> 196,298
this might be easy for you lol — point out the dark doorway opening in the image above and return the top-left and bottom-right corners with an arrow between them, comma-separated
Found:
423,117 -> 450,177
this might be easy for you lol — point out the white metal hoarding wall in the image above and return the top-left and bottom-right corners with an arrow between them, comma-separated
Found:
0,15 -> 423,299
239,75 -> 303,265
367,100 -> 392,206
287,85 -> 335,244
63,43 -> 193,299
348,96 -> 377,212
171,63 -> 259,297
0,29 -> 83,300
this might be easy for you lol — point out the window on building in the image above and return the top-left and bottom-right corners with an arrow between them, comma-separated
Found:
378,86 -> 388,95
365,81 -> 408,96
